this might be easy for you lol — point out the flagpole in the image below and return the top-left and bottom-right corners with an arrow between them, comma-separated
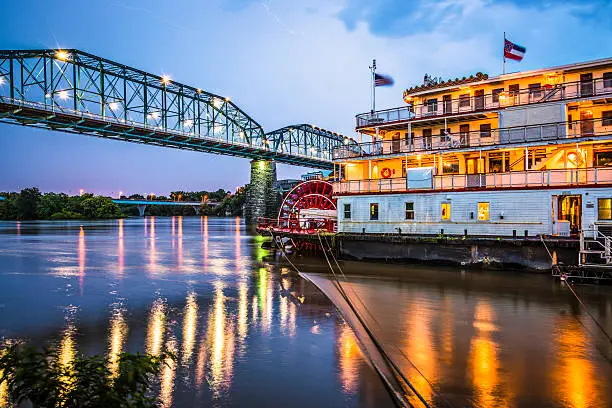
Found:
370,59 -> 376,115
503,32 -> 506,75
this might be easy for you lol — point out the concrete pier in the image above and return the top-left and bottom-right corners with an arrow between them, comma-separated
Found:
244,159 -> 278,224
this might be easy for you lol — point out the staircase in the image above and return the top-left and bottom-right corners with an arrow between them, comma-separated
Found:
579,228 -> 612,267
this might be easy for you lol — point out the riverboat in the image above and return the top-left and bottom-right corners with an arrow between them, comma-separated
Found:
331,58 -> 612,274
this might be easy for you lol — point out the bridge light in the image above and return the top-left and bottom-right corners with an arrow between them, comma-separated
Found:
213,98 -> 223,108
55,50 -> 69,61
79,188 -> 85,196
161,75 -> 171,85
58,90 -> 69,100
224,97 -> 230,102
196,88 -> 202,93
108,102 -> 119,111
149,111 -> 160,120
45,93 -> 51,98
184,119 -> 193,127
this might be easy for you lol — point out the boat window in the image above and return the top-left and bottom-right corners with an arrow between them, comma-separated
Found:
598,198 -> 612,220
595,151 -> 612,167
480,123 -> 492,138
459,94 -> 470,108
405,202 -> 414,220
604,72 -> 612,89
492,88 -> 504,103
478,202 -> 490,221
441,202 -> 451,220
343,203 -> 351,219
603,111 -> 612,126
370,203 -> 379,220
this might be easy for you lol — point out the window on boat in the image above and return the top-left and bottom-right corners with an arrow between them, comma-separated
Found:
459,94 -> 470,108
478,202 -> 490,221
598,198 -> 612,220
405,202 -> 414,220
492,88 -> 504,103
604,72 -> 612,89
441,202 -> 451,220
529,83 -> 542,100
343,203 -> 351,219
479,123 -> 492,138
603,111 -> 612,126
595,150 -> 612,167
370,203 -> 379,220
439,128 -> 451,143
442,157 -> 459,174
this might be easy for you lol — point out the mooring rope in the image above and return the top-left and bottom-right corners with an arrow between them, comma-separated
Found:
266,229 -> 412,407
318,232 -> 455,408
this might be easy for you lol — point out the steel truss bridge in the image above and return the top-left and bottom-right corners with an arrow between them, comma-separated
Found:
0,49 -> 353,169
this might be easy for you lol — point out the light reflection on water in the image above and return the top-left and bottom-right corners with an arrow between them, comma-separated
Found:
1,217 -> 611,407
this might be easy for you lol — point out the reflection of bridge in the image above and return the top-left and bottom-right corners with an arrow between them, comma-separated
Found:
0,49 -> 356,221
112,199 -> 215,217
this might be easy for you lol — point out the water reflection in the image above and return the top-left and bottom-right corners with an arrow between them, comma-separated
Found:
149,217 -> 157,274
108,305 -> 127,377
553,316 -> 600,408
338,323 -> 360,393
118,219 -> 124,277
206,282 -> 235,397
146,298 -> 166,356
181,292 -> 198,367
78,226 -> 85,294
160,334 -> 177,408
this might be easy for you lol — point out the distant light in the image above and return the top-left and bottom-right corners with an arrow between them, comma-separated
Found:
58,90 -> 69,100
118,191 -> 123,197
55,50 -> 69,61
196,88 -> 202,93
224,97 -> 230,102
184,119 -> 193,127
149,111 -> 160,120
0,77 -> 4,86
213,98 -> 223,109
108,102 -> 119,111
238,131 -> 245,138
45,93 -> 51,98
161,75 -> 171,85
79,188 -> 85,196
258,161 -> 266,170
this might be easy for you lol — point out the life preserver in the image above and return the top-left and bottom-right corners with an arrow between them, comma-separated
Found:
381,167 -> 392,179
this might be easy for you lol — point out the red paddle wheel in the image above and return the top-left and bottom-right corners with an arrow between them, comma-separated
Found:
257,179 -> 337,234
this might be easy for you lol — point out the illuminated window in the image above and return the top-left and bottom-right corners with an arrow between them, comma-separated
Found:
492,88 -> 504,103
598,198 -> 612,220
478,202 -> 490,221
344,203 -> 351,219
370,203 -> 379,220
405,202 -> 414,220
441,202 -> 451,220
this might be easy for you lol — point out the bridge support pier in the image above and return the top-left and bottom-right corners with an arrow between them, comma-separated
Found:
244,159 -> 278,224
136,204 -> 147,217
192,205 -> 200,215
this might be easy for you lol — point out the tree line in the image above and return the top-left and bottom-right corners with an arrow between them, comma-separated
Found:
0,187 -> 247,220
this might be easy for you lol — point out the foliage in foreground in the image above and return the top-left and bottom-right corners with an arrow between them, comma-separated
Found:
0,344 -> 173,408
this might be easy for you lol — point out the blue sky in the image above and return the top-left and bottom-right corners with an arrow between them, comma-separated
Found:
1,0 -> 611,196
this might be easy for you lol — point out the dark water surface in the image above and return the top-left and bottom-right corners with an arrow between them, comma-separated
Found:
0,217 -> 390,408
1,217 -> 612,407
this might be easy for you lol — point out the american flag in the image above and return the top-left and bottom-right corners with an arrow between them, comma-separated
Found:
374,73 -> 394,87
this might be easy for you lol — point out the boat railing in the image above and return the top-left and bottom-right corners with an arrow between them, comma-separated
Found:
356,77 -> 612,128
333,167 -> 612,194
256,217 -> 337,233
334,118 -> 612,160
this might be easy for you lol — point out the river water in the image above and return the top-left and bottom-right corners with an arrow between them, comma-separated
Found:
0,217 -> 611,407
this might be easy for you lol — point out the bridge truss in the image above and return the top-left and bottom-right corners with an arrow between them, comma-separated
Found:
0,49 -> 351,169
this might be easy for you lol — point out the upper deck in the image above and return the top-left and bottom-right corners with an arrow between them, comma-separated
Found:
356,57 -> 612,132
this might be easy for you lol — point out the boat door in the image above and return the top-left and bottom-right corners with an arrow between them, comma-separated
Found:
580,73 -> 593,97
466,157 -> 483,187
474,89 -> 485,111
558,195 -> 582,235
580,110 -> 594,136
391,133 -> 401,153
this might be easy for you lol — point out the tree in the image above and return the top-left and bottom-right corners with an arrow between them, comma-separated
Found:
0,343 -> 173,408
15,188 -> 41,220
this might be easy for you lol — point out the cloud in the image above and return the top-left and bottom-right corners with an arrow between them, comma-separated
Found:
337,0 -> 612,38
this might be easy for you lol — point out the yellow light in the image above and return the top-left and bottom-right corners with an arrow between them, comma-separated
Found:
79,188 -> 85,196
108,102 -> 119,111
213,98 -> 223,108
259,161 -> 266,170
55,50 -> 69,61
161,75 -> 171,85
224,97 -> 230,102
196,88 -> 202,93
478,202 -> 490,221
58,90 -> 69,100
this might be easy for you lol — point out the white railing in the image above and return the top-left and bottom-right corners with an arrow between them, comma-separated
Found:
333,167 -> 612,194
356,77 -> 612,128
335,118 -> 612,160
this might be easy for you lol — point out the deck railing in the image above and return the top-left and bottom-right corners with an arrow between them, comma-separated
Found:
356,77 -> 612,128
335,118 -> 612,160
256,217 -> 337,233
333,167 -> 612,194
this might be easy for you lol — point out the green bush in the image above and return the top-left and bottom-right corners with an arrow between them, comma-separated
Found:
0,343 -> 174,408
